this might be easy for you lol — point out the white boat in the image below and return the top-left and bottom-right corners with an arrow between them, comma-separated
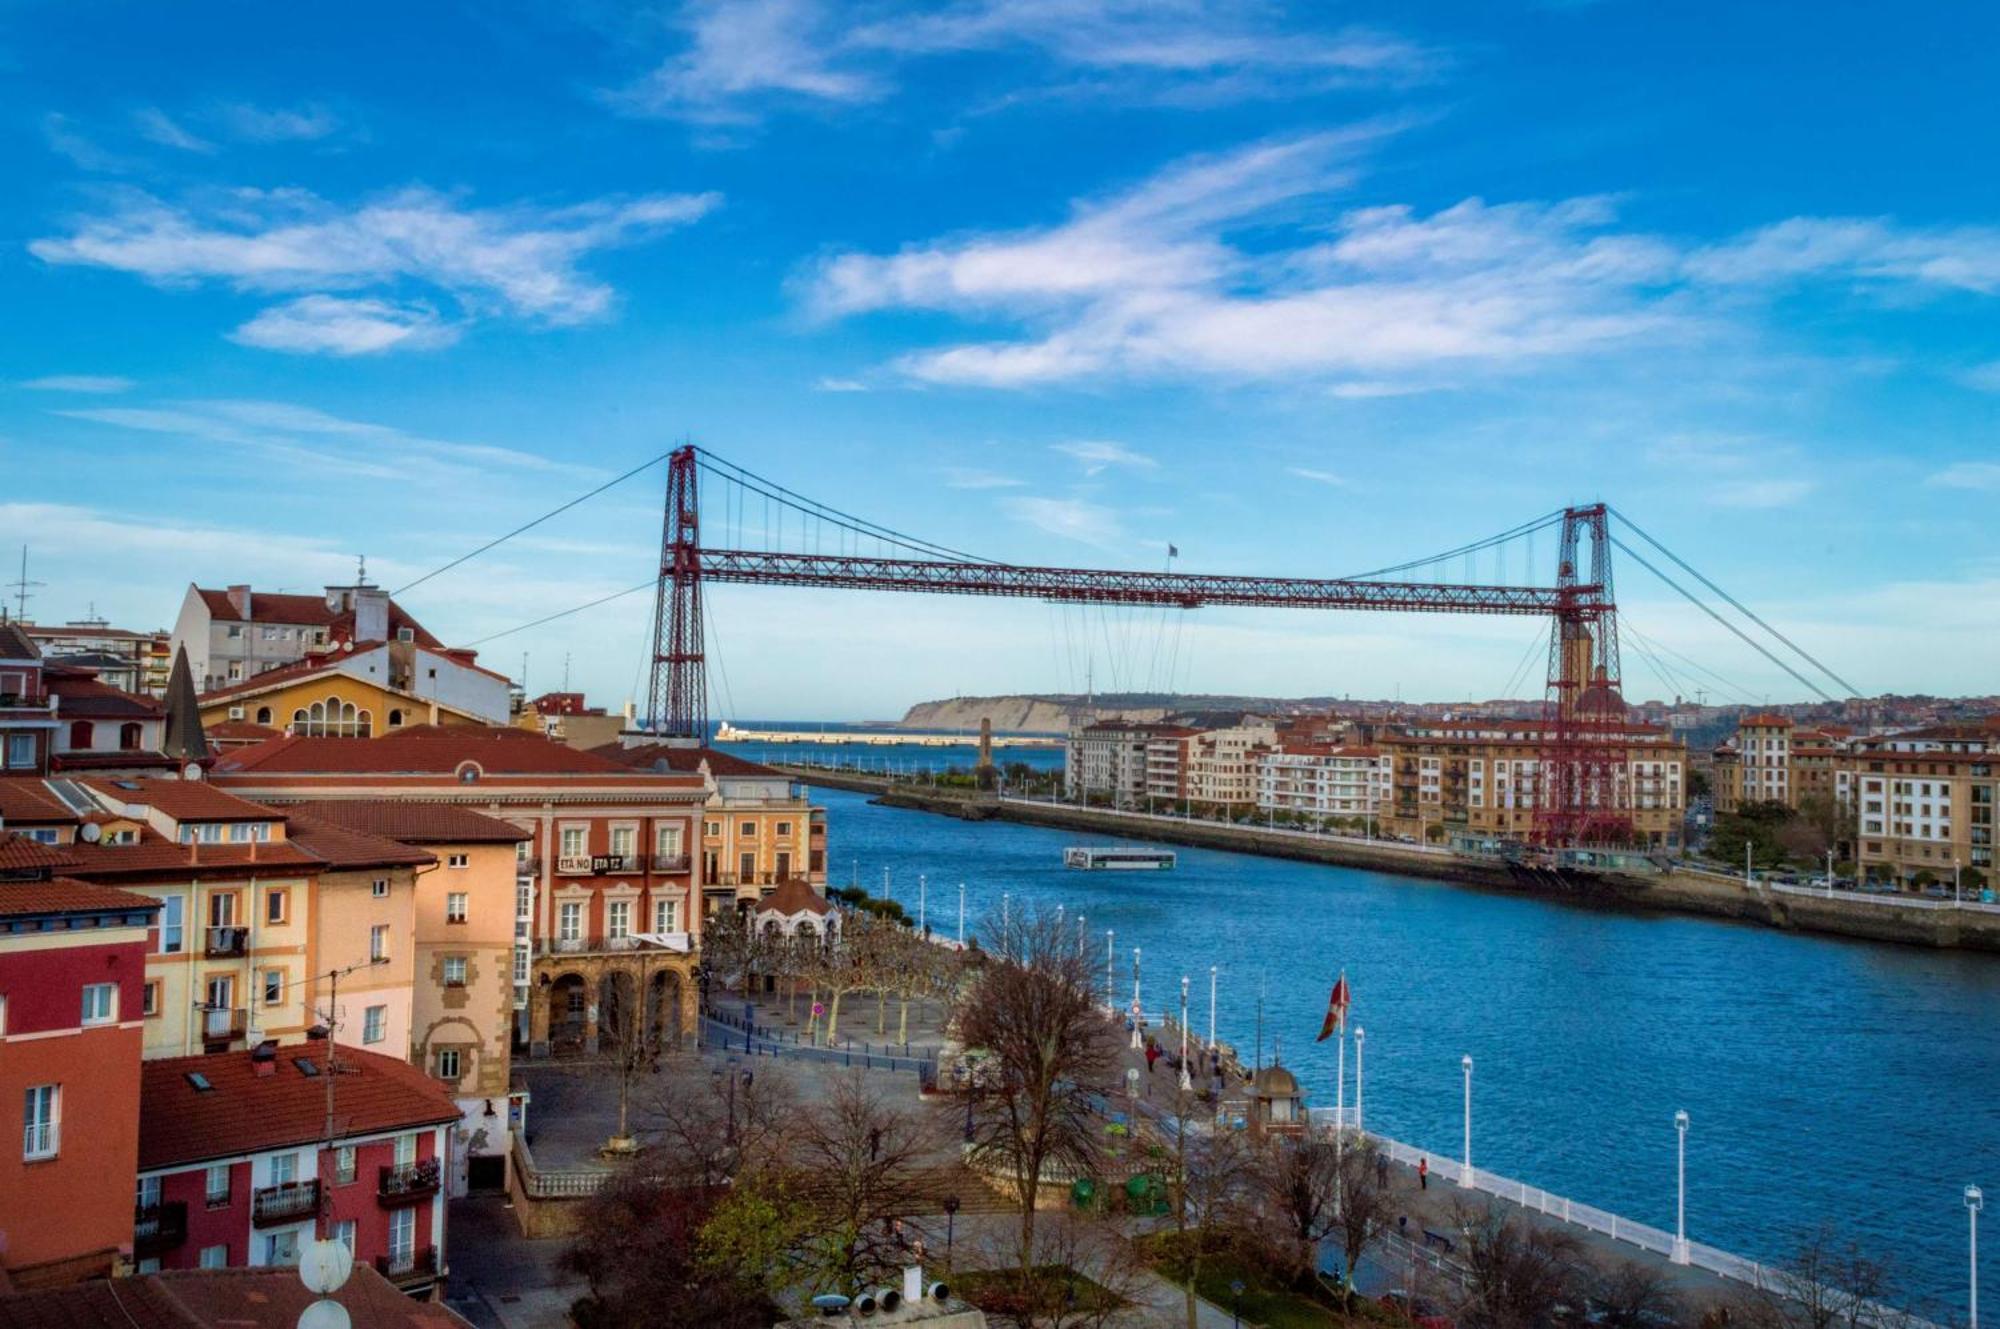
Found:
1063,846 -> 1176,870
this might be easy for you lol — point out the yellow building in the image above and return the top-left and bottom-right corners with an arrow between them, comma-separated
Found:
283,816 -> 431,1062
1844,722 -> 2000,891
197,652 -> 500,737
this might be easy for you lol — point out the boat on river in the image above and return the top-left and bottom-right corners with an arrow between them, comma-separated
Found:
1063,846 -> 1176,870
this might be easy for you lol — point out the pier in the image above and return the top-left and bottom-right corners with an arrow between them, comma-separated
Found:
714,721 -> 1061,748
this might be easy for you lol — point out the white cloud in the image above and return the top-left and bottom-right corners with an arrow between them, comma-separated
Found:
999,494 -> 1126,549
1643,433 -> 1815,509
18,375 -> 134,393
1928,462 -> 2000,492
1053,440 -> 1153,475
1327,380 -> 1428,398
1710,478 -> 1815,509
32,185 -> 719,348
941,467 -> 1024,489
1960,360 -> 2000,392
230,295 -> 458,356
42,112 -> 128,172
620,0 -> 1433,127
134,107 -> 215,154
1685,217 -> 2000,295
218,103 -> 341,143
1286,466 -> 1346,486
814,375 -> 869,392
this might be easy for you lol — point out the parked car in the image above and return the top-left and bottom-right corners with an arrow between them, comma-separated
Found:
1380,1291 -> 1456,1329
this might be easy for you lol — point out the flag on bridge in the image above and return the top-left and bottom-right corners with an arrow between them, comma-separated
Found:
1316,971 -> 1350,1042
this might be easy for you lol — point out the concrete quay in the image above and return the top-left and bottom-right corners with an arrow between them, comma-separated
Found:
777,766 -> 2000,954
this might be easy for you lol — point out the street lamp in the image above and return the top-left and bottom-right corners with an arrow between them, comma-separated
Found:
943,1194 -> 961,1265
1460,1055 -> 1474,1188
1354,1027 -> 1365,1134
1105,930 -> 1115,1010
1124,1066 -> 1141,1156
918,874 -> 927,934
1077,913 -> 1086,961
957,882 -> 965,946
1208,965 -> 1218,1054
1131,948 -> 1143,1049
1673,1110 -> 1690,1265
1969,1184 -> 1984,1329
1230,1279 -> 1246,1329
1179,976 -> 1193,1092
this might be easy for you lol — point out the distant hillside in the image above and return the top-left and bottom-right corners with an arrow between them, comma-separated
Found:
897,692 -> 1347,734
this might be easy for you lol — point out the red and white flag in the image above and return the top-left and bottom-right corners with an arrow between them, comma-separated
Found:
1315,971 -> 1350,1042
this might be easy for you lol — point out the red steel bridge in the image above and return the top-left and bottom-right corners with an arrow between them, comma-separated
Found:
647,445 -> 1651,846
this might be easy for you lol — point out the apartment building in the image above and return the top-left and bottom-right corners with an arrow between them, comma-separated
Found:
0,623 -> 55,775
46,663 -> 170,774
1183,723 -> 1277,809
172,581 -> 441,693
210,727 -> 705,1062
22,618 -> 172,696
0,847 -> 157,1288
1066,720 -> 1180,806
135,1042 -> 457,1294
197,644 -> 512,735
1255,745 -> 1387,826
1141,729 -> 1199,805
1729,714 -> 1793,808
1843,722 -> 1999,889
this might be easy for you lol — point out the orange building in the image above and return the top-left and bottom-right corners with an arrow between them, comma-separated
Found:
0,835 -> 159,1287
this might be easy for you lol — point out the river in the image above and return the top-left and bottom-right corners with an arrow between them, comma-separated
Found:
789,780 -> 1997,1313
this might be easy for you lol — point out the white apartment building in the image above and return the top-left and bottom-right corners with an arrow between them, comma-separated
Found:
1256,746 -> 1386,822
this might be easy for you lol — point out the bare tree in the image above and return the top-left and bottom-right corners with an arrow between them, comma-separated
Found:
975,1212 -> 1149,1329
559,1169 -> 777,1329
1727,1225 -> 1916,1329
1161,1088 -> 1255,1329
641,1057 -> 796,1190
781,1069 -> 944,1294
1331,1134 -> 1395,1298
1451,1200 -> 1590,1329
955,902 -> 1121,1277
1254,1133 -> 1344,1290
1591,1260 -> 1687,1329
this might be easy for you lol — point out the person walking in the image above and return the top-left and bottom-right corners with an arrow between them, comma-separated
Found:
1376,1152 -> 1390,1190
1418,1156 -> 1429,1190
1145,1040 -> 1161,1074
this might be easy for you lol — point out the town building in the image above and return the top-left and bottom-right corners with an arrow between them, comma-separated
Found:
517,693 -> 631,751
20,617 -> 173,696
171,580 -> 439,693
209,727 -> 705,1063
46,662 -> 170,774
595,741 -> 825,915
1141,728 -> 1199,806
752,877 -> 836,938
196,642 -> 512,734
1255,745 -> 1387,828
0,847 -> 158,1288
1843,721 -> 1999,890
134,1041 -> 457,1294
1066,720 -> 1197,808
1731,714 -> 1793,808
0,624 -> 55,776
1181,722 -> 1277,810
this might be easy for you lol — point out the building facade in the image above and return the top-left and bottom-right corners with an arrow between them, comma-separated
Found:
172,581 -> 441,693
1255,745 -> 1387,826
1844,722 -> 1999,890
0,624 -> 55,776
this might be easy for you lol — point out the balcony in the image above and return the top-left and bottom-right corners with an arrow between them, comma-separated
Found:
251,1180 -> 320,1228
538,935 -> 667,958
378,1158 -> 442,1206
205,926 -> 248,958
516,857 -> 542,875
652,854 -> 691,872
376,1246 -> 438,1286
555,855 -> 593,875
133,1201 -> 187,1257
200,1007 -> 248,1045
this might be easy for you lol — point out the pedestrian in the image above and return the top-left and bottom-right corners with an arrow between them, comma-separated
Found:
1376,1153 -> 1390,1190
1145,1042 -> 1161,1074
1418,1156 -> 1429,1190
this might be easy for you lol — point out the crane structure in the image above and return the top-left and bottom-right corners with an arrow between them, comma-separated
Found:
647,445 -> 1631,847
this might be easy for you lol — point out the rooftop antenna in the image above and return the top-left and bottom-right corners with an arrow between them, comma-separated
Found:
563,652 -> 572,692
6,546 -> 44,623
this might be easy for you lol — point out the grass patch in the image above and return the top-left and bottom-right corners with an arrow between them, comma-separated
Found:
955,1265 -> 1125,1319
1137,1231 -> 1349,1329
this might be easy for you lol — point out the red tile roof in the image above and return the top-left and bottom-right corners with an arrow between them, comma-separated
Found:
194,586 -> 439,648
1738,713 -> 1794,728
591,741 -> 782,778
0,1263 -> 472,1329
80,777 -> 282,823
0,623 -> 38,661
0,778 -> 78,823
286,818 -> 437,871
205,720 -> 281,742
0,834 -> 81,873
287,799 -> 531,845
60,831 -> 321,880
0,876 -> 157,920
219,727 -> 645,776
139,1043 -> 459,1171
755,878 -> 831,917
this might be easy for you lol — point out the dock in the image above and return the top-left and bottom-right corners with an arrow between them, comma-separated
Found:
714,722 -> 1061,748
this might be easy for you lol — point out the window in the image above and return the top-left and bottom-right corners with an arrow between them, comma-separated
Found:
209,893 -> 237,927
560,826 -> 586,858
371,878 -> 389,898
559,901 -> 582,942
255,706 -> 272,725
265,888 -> 287,924
334,1220 -> 356,1252
610,826 -> 635,860
205,1162 -> 231,1206
776,851 -> 792,880
395,1133 -> 418,1167
443,956 -> 467,987
264,1230 -> 300,1267
226,624 -> 242,638
119,722 -> 142,751
388,708 -> 404,727
137,1175 -> 162,1209
654,899 -> 679,933
704,820 -> 719,837
81,982 -> 116,1026
269,1152 -> 298,1185
199,1245 -> 228,1270
369,925 -> 389,961
607,900 -> 631,940
5,733 -> 34,769
436,1048 -> 462,1080
363,1005 -> 386,1044
23,1085 -> 59,1159
447,853 -> 468,869
333,1145 -> 356,1184
739,851 -> 755,880
143,981 -> 160,1017
446,892 -> 468,923
776,821 -> 792,837
262,969 -> 284,1006
388,1207 -> 415,1263
68,719 -> 94,750
515,881 -> 532,918
740,821 -> 757,838
655,824 -> 683,857
157,894 -> 184,954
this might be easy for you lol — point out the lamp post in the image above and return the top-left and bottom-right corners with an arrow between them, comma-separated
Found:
1105,930 -> 1115,1010
957,882 -> 965,946
1124,1067 -> 1140,1157
1077,913 -> 1086,961
1673,1110 -> 1690,1265
943,1194 -> 961,1266
1460,1055 -> 1474,1188
1179,976 -> 1193,1092
1208,965 -> 1218,1053
1354,1027 -> 1365,1134
1131,948 -> 1143,1049
1002,891 -> 1010,931
1969,1184 -> 1984,1329
918,874 -> 927,934
1230,1279 -> 1245,1329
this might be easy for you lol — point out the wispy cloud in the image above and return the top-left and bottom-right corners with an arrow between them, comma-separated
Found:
1685,217 -> 2000,295
617,0 -> 1433,129
1053,440 -> 1153,475
941,466 -> 1024,489
32,185 -> 720,352
218,103 -> 342,143
1644,433 -> 1816,509
999,494 -> 1125,549
230,295 -> 458,356
1928,461 -> 2000,492
134,107 -> 215,154
1960,360 -> 2000,392
18,375 -> 134,394
1286,466 -> 1346,486
42,112 -> 129,172
814,375 -> 869,392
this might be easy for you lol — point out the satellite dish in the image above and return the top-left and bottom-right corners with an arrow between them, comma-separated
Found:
296,1298 -> 351,1329
80,823 -> 103,843
297,1238 -> 353,1295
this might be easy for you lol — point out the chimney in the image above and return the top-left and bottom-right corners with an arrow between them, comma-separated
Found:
353,587 -> 390,643
226,585 -> 252,619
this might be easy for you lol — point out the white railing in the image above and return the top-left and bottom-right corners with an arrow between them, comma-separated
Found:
1769,881 -> 2000,916
1000,796 -> 1453,856
512,1135 -> 612,1200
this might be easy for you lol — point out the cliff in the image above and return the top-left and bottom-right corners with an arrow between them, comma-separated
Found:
897,695 -> 1159,734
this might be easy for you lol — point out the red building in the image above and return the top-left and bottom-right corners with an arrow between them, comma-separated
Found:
0,836 -> 158,1287
136,1041 -> 458,1296
0,624 -> 54,776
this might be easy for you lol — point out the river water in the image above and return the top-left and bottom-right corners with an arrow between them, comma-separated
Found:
734,743 -> 1996,1313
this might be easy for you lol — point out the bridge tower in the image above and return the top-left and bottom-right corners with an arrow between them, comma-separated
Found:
1540,504 -> 1628,845
645,445 -> 706,743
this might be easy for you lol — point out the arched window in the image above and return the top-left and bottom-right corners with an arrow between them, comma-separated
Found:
119,722 -> 142,750
388,708 -> 404,727
255,706 -> 271,725
68,720 -> 94,750
356,709 -> 373,738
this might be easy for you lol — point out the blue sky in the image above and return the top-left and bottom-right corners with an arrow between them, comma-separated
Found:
3,1 -> 1998,718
